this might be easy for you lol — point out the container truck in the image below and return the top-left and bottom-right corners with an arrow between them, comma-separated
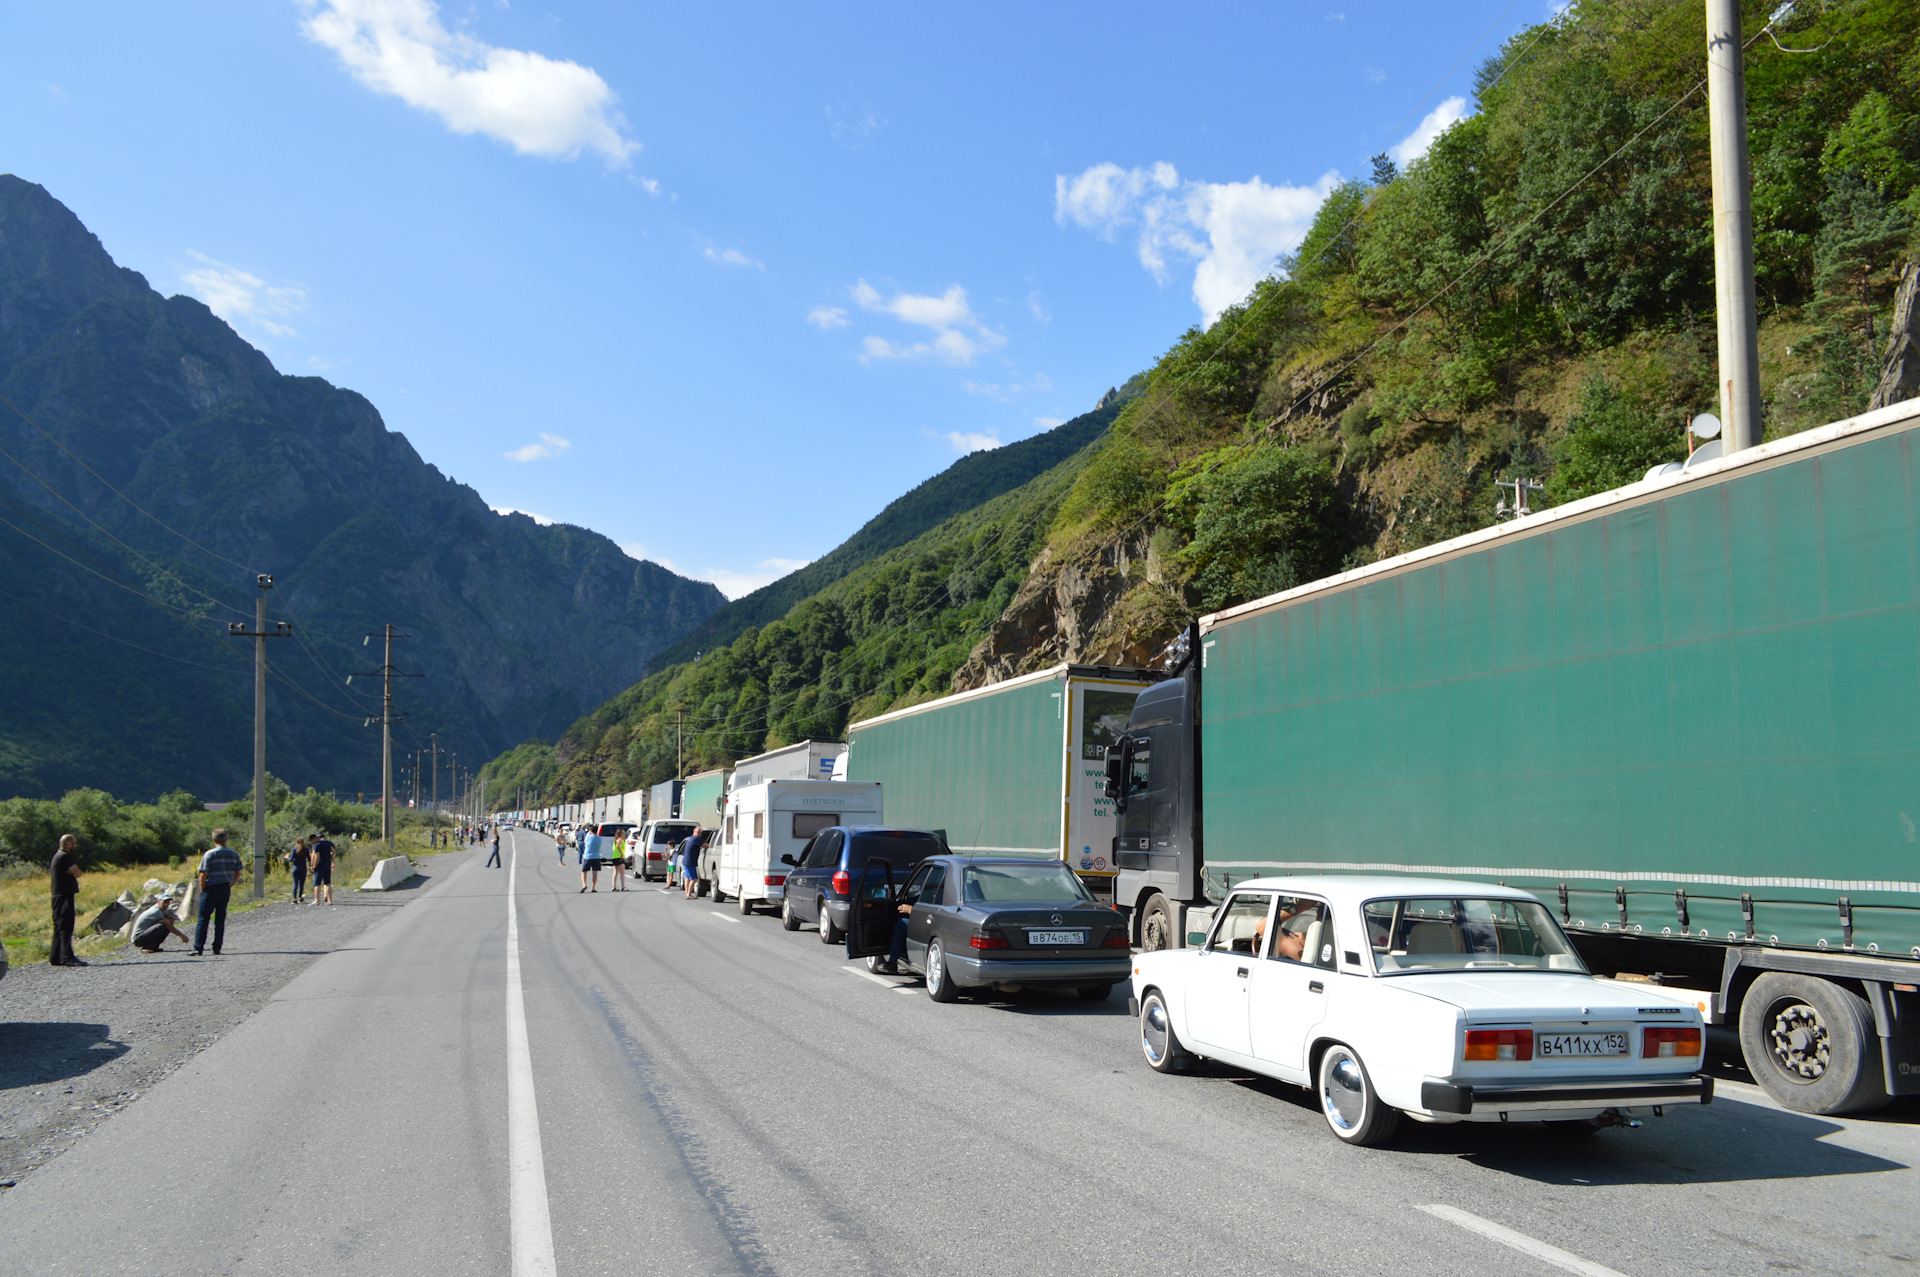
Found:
1103,397 -> 1920,1115
731,740 -> 847,788
681,768 -> 730,823
650,779 -> 684,821
847,664 -> 1162,896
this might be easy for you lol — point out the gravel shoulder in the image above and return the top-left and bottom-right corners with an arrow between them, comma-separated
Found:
0,851 -> 464,1186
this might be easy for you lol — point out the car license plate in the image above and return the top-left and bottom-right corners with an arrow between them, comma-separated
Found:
1536,1032 -> 1629,1057
1027,930 -> 1087,946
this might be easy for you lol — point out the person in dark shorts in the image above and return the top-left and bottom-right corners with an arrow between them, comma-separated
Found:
578,829 -> 602,893
50,833 -> 83,966
194,830 -> 243,956
309,833 -> 337,905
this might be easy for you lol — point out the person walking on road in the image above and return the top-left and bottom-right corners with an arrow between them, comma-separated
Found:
193,830 -> 243,956
609,833 -> 628,892
49,833 -> 83,967
288,836 -> 309,902
309,832 -> 337,905
578,828 -> 603,893
486,824 -> 502,869
556,828 -> 567,866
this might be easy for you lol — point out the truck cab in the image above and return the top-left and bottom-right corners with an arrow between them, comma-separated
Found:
1108,657 -> 1203,950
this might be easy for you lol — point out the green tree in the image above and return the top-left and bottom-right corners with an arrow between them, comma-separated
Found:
1166,443 -> 1340,613
1547,375 -> 1683,503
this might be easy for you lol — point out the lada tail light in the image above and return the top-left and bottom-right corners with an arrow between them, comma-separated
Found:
1642,1026 -> 1702,1058
764,875 -> 787,887
1464,1029 -> 1534,1062
831,870 -> 851,896
969,932 -> 1009,950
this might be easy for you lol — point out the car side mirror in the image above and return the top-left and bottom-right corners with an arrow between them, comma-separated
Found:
780,854 -> 797,866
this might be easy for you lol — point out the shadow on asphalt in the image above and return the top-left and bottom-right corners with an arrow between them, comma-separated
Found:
963,988 -> 1134,1017
0,1023 -> 129,1088
1207,1065 -> 1911,1184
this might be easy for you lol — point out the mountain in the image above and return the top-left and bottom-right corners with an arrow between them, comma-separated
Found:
647,395 -> 1132,669
0,176 -> 724,801
490,0 -> 1920,808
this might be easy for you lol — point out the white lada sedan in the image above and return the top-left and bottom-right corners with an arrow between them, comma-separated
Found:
1130,876 -> 1713,1146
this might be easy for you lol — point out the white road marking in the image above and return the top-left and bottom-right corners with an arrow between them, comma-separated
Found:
506,846 -> 557,1277
842,965 -> 896,989
708,912 -> 741,924
1417,1205 -> 1626,1277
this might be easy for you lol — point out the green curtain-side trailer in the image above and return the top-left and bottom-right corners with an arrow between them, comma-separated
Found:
848,664 -> 1160,886
681,768 -> 730,825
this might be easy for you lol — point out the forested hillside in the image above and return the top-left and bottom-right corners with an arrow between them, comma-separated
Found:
0,177 -> 724,801
489,0 -> 1919,808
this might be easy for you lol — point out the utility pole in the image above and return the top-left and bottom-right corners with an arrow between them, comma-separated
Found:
676,708 -> 684,777
227,574 -> 292,900
1706,0 -> 1762,454
349,624 -> 420,855
430,734 -> 440,847
451,754 -> 460,839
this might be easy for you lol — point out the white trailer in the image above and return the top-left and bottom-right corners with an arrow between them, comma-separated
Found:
714,780 -> 883,914
730,740 -> 848,788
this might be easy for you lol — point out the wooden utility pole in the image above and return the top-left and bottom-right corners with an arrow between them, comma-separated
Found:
430,734 -> 440,846
227,574 -> 292,900
350,624 -> 419,854
676,708 -> 684,777
1706,0 -> 1762,453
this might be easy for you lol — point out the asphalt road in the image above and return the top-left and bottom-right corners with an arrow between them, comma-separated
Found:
2,829 -> 1915,1276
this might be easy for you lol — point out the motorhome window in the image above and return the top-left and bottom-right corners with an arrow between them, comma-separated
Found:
753,812 -> 765,839
962,863 -> 1094,904
1364,897 -> 1587,974
846,832 -> 940,872
791,812 -> 838,841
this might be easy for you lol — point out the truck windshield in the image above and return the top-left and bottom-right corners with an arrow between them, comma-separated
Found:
962,863 -> 1094,904
1364,897 -> 1586,975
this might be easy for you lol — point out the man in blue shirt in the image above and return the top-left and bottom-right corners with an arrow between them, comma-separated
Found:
578,828 -> 603,893
194,830 -> 244,956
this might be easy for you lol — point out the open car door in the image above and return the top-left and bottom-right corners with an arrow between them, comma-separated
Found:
844,857 -> 897,958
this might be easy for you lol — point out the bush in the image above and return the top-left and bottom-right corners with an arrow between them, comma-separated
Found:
1547,375 -> 1684,504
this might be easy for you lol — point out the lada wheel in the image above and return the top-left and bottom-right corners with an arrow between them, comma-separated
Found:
1738,972 -> 1888,1115
1316,1044 -> 1400,1146
818,899 -> 843,944
1139,990 -> 1193,1074
925,940 -> 960,1003
782,899 -> 801,931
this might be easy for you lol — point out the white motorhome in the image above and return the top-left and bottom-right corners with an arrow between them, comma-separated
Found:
714,779 -> 882,914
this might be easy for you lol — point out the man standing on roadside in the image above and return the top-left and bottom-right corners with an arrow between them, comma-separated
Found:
309,832 -> 337,905
193,830 -> 243,957
49,833 -> 83,967
486,824 -> 502,869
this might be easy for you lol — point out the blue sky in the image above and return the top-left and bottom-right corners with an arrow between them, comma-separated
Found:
1,0 -> 1549,597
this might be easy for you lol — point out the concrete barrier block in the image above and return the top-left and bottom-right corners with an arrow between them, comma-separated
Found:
360,855 -> 417,891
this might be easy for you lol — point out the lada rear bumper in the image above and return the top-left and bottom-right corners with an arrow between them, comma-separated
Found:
1419,1073 -> 1714,1115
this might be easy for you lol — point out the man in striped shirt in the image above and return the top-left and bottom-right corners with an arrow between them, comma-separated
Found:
193,830 -> 244,956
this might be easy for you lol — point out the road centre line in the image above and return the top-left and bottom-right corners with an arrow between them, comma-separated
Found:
506,847 -> 558,1277
708,912 -> 741,924
1416,1205 -> 1625,1277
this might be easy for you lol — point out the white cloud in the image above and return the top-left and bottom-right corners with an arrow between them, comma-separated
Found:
850,281 -> 1005,366
961,372 -> 1052,402
827,101 -> 885,148
807,305 -> 850,329
1034,416 -> 1066,430
1389,96 -> 1470,168
703,245 -> 763,269
1056,162 -> 1337,325
492,505 -> 555,525
1026,291 -> 1050,324
619,543 -> 808,598
1366,67 -> 1388,84
940,431 -> 1001,454
300,0 -> 639,164
181,252 -> 307,338
503,432 -> 570,462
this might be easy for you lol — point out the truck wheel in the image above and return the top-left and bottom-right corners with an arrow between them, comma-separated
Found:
1139,989 -> 1193,1073
818,899 -> 842,945
782,899 -> 801,931
1140,896 -> 1177,952
1739,972 -> 1889,1115
1317,1044 -> 1401,1146
925,940 -> 960,1003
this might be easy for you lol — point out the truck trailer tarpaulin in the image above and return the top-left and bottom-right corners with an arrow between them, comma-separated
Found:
847,664 -> 1161,887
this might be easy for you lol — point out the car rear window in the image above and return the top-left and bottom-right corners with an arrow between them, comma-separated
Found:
651,823 -> 696,843
845,832 -> 939,870
962,863 -> 1093,904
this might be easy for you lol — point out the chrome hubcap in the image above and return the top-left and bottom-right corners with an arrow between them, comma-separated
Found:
1324,1054 -> 1367,1130
1768,1001 -> 1829,1080
928,944 -> 944,990
1143,1000 -> 1170,1064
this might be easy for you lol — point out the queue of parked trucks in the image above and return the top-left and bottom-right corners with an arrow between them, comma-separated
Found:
502,397 -> 1920,1120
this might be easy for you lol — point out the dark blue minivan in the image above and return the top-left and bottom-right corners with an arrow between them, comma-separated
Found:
780,826 -> 943,941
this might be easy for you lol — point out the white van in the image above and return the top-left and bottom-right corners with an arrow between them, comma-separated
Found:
714,780 -> 882,914
633,818 -> 701,881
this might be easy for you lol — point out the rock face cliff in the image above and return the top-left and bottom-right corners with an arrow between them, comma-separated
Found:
0,176 -> 723,800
